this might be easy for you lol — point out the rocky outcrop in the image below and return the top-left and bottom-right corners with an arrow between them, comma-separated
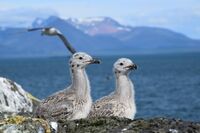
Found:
58,117 -> 200,133
0,77 -> 40,113
0,114 -> 51,133
0,114 -> 200,133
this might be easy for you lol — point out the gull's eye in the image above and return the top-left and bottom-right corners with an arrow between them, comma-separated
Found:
119,63 -> 124,66
79,57 -> 83,60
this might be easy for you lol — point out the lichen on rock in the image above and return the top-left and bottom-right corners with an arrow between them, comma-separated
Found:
0,114 -> 51,133
0,113 -> 200,133
0,77 -> 40,113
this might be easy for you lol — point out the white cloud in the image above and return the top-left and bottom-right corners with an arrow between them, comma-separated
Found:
0,8 -> 58,27
120,7 -> 200,39
0,0 -> 200,38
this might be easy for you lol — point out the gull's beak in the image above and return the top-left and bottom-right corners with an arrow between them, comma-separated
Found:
126,64 -> 137,70
90,58 -> 101,64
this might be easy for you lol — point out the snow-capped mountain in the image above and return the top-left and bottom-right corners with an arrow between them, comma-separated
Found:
66,17 -> 132,35
0,16 -> 200,57
32,16 -> 132,36
32,16 -> 59,28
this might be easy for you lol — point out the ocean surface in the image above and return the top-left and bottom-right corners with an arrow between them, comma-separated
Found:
0,53 -> 200,121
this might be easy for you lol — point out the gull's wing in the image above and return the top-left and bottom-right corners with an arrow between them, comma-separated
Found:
27,27 -> 44,32
89,96 -> 116,117
89,95 -> 126,118
57,33 -> 76,54
35,89 -> 75,121
27,27 -> 52,32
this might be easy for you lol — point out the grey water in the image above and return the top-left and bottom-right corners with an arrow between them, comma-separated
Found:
0,53 -> 200,121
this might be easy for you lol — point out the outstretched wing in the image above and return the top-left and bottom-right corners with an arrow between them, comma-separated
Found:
27,27 -> 44,32
27,27 -> 52,32
57,33 -> 76,54
27,27 -> 77,54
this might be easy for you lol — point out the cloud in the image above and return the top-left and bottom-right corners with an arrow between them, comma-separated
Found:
120,7 -> 200,39
0,0 -> 200,38
0,8 -> 58,27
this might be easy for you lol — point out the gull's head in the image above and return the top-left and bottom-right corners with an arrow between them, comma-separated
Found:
114,58 -> 137,75
69,52 -> 100,69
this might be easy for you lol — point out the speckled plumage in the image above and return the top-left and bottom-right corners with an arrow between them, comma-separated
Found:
36,87 -> 91,121
35,52 -> 100,121
89,58 -> 137,119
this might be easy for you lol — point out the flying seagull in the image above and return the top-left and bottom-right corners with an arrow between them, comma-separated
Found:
27,27 -> 76,54
89,58 -> 137,119
35,52 -> 100,121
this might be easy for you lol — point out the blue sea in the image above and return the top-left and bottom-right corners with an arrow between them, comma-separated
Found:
0,53 -> 200,121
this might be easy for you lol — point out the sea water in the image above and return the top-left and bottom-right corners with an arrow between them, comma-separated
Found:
0,53 -> 199,121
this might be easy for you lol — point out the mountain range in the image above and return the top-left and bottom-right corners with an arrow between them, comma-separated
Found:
0,16 -> 199,57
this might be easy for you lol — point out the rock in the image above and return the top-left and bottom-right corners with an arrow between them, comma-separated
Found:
58,117 -> 200,133
0,114 -> 51,133
0,77 -> 40,113
0,115 -> 200,133
26,92 -> 41,112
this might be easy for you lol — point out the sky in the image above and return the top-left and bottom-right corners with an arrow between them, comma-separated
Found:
0,0 -> 200,39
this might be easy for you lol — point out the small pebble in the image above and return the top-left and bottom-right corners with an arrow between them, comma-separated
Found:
169,129 -> 178,133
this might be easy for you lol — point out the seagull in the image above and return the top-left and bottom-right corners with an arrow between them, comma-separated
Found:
35,52 -> 100,121
27,27 -> 76,54
89,58 -> 137,119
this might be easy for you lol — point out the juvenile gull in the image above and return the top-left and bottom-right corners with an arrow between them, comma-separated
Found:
35,52 -> 100,121
27,27 -> 76,54
89,58 -> 137,119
